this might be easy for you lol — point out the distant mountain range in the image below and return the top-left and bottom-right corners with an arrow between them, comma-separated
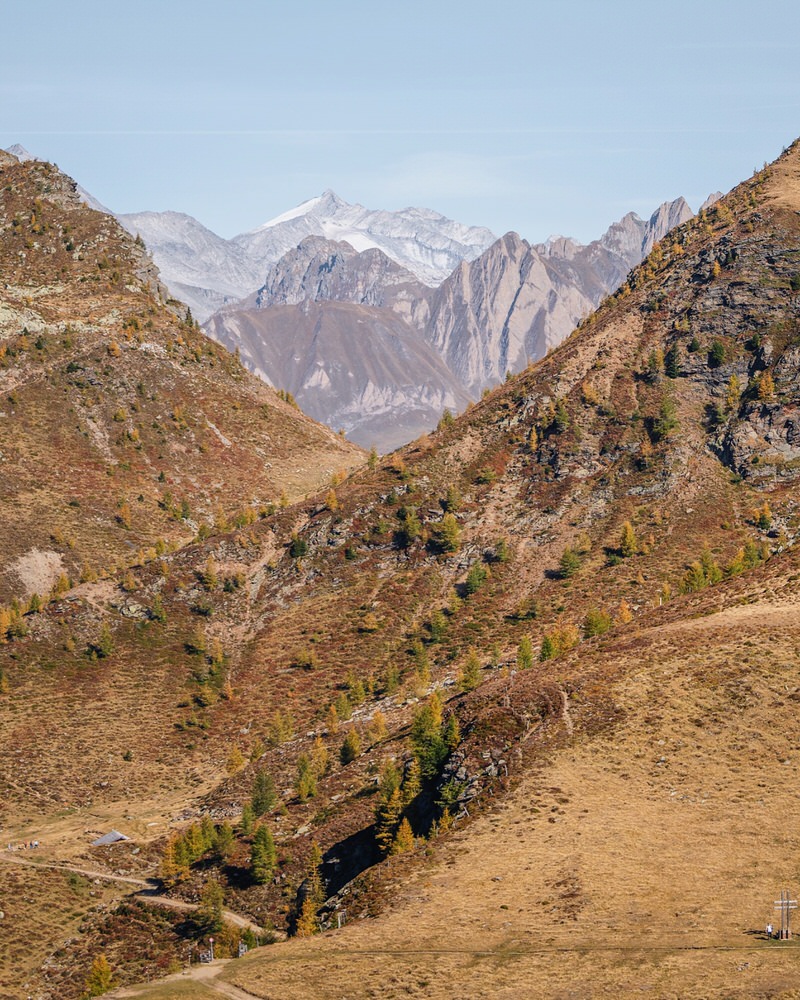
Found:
206,197 -> 714,449
3,144 -> 723,450
117,190 -> 498,321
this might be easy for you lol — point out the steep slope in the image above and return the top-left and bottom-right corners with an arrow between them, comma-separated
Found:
205,299 -> 470,451
116,191 -> 498,322
5,140 -> 800,999
426,197 -> 696,391
206,199 -> 695,446
0,150 -> 363,604
116,210 -> 265,320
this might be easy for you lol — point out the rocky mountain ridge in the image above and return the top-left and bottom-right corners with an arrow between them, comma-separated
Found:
0,148 -> 363,602
206,195 -> 697,446
117,189 -> 498,321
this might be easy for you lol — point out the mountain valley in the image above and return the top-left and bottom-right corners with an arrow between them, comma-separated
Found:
2,138 -> 800,1000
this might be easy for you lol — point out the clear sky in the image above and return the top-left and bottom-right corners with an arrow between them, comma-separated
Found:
3,0 -> 800,243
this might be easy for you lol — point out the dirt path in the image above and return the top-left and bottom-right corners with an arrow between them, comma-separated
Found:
105,958 -> 263,999
133,891 -> 264,934
0,852 -> 263,934
0,851 -> 155,887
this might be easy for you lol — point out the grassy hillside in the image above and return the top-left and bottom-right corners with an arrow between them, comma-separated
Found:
4,140 -> 800,999
0,150 -> 363,604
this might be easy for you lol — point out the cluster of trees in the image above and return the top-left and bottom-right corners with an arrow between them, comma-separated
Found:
374,759 -> 420,856
161,816 -> 235,885
680,540 -> 768,594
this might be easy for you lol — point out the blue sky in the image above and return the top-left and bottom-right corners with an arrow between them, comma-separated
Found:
3,0 -> 800,243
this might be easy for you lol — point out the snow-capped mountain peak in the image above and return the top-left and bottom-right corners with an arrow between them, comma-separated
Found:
233,191 -> 497,288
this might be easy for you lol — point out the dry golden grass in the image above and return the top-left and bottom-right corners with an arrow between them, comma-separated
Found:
212,593 -> 800,999
0,864 -> 120,1000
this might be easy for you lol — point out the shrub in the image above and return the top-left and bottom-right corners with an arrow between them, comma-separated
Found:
289,534 -> 308,559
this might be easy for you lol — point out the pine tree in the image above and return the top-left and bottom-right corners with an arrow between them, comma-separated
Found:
214,821 -> 235,862
429,513 -> 460,553
295,842 -> 325,936
402,757 -> 422,806
517,635 -> 534,670
615,599 -> 633,625
160,832 -> 189,886
150,592 -> 166,624
184,822 -> 205,862
239,803 -> 255,836
226,747 -> 245,774
620,521 -> 638,557
459,649 -> 482,692
758,371 -> 776,401
326,702 -> 340,735
429,610 -> 447,642
340,728 -> 361,765
375,786 -> 403,854
465,562 -> 488,595
251,769 -> 276,816
583,608 -> 612,638
443,714 -> 461,752
310,735 -> 329,777
96,622 -> 114,658
295,895 -> 320,937
367,709 -> 388,744
664,343 -> 681,378
250,824 -> 277,884
539,634 -> 556,661
725,373 -> 741,412
559,547 -> 581,578
197,879 -> 225,934
82,954 -> 115,997
295,754 -> 317,800
200,815 -> 216,852
391,817 -> 415,855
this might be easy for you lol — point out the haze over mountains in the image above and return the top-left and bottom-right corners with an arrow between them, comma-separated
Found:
117,190 -> 498,321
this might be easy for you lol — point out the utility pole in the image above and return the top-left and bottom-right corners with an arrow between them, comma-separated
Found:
773,889 -> 798,939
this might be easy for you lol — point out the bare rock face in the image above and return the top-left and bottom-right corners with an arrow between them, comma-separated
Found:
118,191 -> 498,321
206,198 -> 699,448
233,189 -> 498,288
204,300 -> 470,452
250,236 -> 423,309
117,210 -> 265,320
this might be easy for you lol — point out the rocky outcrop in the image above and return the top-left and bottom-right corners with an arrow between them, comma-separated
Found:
204,300 -> 470,452
249,236 -> 424,310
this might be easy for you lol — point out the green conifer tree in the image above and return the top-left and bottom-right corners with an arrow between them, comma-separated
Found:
250,824 -> 277,885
